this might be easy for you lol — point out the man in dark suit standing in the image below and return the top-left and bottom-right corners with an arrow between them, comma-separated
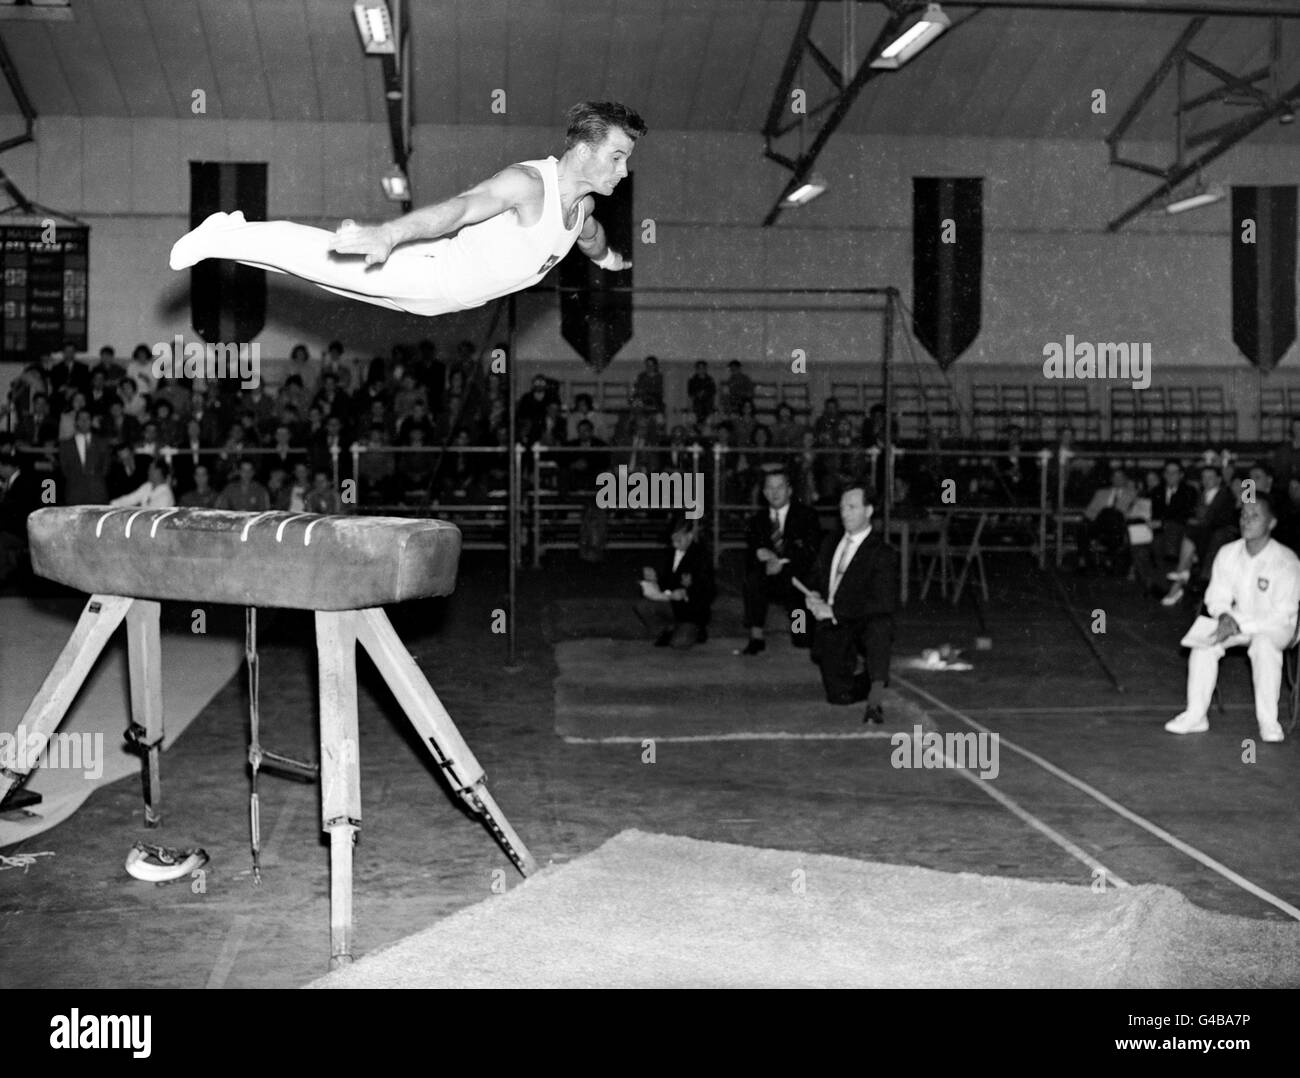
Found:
57,409 -> 111,505
0,442 -> 45,586
1161,463 -> 1239,606
739,469 -> 822,656
47,343 -> 90,407
805,485 -> 900,724
1149,459 -> 1197,573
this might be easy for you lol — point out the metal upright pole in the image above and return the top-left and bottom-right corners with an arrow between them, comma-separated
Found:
881,290 -> 895,540
507,294 -> 519,667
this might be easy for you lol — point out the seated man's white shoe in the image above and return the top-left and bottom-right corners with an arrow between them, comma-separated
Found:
1164,711 -> 1209,734
1160,584 -> 1185,606
1259,723 -> 1285,744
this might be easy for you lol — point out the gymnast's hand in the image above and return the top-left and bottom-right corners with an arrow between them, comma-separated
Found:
594,248 -> 632,272
329,220 -> 395,266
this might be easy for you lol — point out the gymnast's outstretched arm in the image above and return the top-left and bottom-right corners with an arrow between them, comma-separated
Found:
329,165 -> 541,265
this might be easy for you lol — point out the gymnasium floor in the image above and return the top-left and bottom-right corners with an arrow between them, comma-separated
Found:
1,548 -> 1297,989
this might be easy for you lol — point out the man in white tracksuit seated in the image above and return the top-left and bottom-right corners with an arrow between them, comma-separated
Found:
1166,493 -> 1300,743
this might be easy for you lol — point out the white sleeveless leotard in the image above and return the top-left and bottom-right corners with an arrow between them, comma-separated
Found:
413,156 -> 585,311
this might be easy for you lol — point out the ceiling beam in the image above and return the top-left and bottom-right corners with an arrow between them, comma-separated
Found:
1106,72 -> 1300,231
946,0 -> 1300,14
762,5 -> 918,225
766,0 -> 1300,15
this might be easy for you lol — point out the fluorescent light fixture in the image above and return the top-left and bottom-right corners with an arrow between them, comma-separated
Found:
871,3 -> 950,70
381,167 -> 409,202
353,1 -> 396,55
782,173 -> 828,207
1165,183 -> 1225,215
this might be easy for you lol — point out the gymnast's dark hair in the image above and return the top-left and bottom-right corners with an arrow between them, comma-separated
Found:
565,102 -> 647,149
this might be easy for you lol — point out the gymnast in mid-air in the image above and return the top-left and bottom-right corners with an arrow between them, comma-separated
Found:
169,101 -> 645,314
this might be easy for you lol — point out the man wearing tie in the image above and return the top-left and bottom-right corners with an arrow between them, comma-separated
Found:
739,469 -> 822,656
57,409 -> 111,505
804,485 -> 900,723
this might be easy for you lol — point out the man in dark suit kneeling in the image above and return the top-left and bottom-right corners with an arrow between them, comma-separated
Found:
739,469 -> 822,656
634,516 -> 715,648
804,484 -> 899,724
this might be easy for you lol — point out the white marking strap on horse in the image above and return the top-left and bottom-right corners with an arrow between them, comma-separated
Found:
240,512 -> 278,542
275,514 -> 311,543
148,508 -> 181,539
303,517 -> 326,546
94,509 -> 128,539
124,510 -> 148,539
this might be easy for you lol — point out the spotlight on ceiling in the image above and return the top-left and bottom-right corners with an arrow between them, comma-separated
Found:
1165,182 -> 1225,216
381,166 -> 409,202
781,173 -> 828,208
353,1 -> 396,55
871,3 -> 950,70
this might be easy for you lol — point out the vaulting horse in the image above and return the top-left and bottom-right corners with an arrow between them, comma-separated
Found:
0,507 -> 535,968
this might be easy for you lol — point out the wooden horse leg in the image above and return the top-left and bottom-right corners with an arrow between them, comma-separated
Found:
354,606 -> 536,876
316,610 -> 361,970
0,595 -> 133,805
124,599 -> 164,826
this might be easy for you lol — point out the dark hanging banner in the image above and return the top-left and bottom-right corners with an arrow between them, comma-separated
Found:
559,172 -> 633,372
1231,185 -> 1297,372
912,177 -> 983,369
189,162 -> 267,346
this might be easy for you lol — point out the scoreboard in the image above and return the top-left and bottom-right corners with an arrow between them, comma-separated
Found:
1,222 -> 89,360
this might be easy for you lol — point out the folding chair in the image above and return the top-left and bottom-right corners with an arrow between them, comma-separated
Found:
1060,385 -> 1098,439
831,381 -> 864,412
1136,386 -> 1165,442
780,382 -> 810,411
1166,386 -> 1195,442
1031,385 -> 1060,441
1109,387 -> 1137,442
971,384 -> 999,442
915,512 -> 954,600
1197,387 -> 1236,442
950,512 -> 990,605
1259,386 -> 1287,443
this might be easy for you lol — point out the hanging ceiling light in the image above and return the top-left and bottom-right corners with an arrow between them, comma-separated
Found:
353,1 -> 396,55
871,3 -> 950,70
782,174 -> 828,207
380,166 -> 409,202
1165,178 -> 1225,215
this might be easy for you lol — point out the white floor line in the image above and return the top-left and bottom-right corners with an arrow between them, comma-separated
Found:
955,704 -> 1186,715
944,754 -> 1128,888
563,731 -> 902,744
205,914 -> 253,989
895,674 -> 1300,921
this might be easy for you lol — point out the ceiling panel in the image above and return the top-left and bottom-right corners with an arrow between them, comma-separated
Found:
141,0 -> 220,119
252,0 -> 322,122
0,0 -> 1294,151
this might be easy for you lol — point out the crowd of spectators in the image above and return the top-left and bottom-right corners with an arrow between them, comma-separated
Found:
6,341 -> 1297,597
